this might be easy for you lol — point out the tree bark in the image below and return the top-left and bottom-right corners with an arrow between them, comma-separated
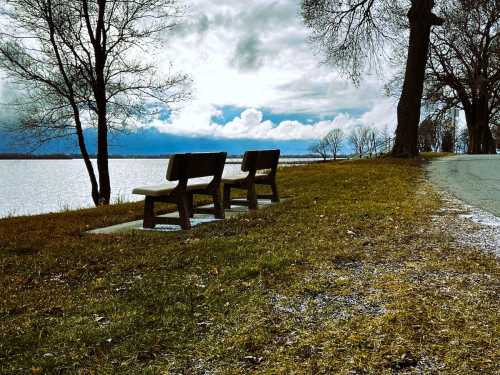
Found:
96,106 -> 111,204
93,0 -> 111,205
466,114 -> 495,154
496,125 -> 500,150
393,0 -> 443,157
74,114 -> 100,206
466,83 -> 496,154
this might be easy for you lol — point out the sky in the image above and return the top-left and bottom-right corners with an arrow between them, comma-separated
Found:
156,0 -> 397,140
0,0 -> 398,155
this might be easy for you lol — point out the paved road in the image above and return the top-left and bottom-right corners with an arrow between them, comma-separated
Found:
427,155 -> 500,216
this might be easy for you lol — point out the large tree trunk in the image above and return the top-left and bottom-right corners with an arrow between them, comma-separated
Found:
467,120 -> 495,154
496,125 -> 500,150
465,91 -> 496,154
393,0 -> 443,157
467,125 -> 494,153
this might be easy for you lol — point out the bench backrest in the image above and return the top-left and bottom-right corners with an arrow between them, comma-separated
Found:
241,149 -> 280,173
166,152 -> 227,181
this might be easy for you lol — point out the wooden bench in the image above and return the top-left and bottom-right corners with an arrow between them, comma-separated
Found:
132,152 -> 227,230
222,149 -> 280,210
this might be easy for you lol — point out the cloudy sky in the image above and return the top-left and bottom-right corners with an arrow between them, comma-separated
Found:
156,0 -> 398,141
0,0 -> 399,155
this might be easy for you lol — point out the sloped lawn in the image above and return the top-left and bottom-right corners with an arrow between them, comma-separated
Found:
0,158 -> 498,374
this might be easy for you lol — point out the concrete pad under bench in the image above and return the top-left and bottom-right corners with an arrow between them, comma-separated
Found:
87,199 -> 279,234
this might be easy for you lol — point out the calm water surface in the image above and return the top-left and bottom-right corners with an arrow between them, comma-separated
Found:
0,158 -> 313,218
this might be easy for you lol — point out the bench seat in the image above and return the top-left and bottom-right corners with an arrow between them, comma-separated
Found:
221,173 -> 267,183
133,182 -> 209,197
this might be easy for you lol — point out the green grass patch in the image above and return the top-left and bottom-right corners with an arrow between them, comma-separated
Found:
0,159 -> 498,374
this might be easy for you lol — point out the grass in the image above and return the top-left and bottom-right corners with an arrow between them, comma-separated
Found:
0,158 -> 498,374
419,152 -> 456,160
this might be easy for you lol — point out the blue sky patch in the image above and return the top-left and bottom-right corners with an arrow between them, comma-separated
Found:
211,105 -> 338,125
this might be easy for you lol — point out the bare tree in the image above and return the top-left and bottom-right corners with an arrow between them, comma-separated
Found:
380,124 -> 393,153
0,0 -> 190,205
367,128 -> 380,157
324,128 -> 344,160
424,0 -> 500,154
301,0 -> 444,157
309,139 -> 330,160
350,126 -> 370,157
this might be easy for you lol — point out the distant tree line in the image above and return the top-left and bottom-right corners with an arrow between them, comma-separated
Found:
309,128 -> 345,160
0,153 -> 74,160
309,126 -> 393,159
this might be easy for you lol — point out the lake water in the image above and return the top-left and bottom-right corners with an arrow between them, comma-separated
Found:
0,158 -> 314,218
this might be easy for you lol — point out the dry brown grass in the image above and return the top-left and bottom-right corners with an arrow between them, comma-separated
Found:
0,158 -> 498,374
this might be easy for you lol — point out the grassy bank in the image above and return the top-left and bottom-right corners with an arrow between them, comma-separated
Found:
0,159 -> 498,374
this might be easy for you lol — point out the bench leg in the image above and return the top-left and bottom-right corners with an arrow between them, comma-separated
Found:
271,182 -> 280,202
223,184 -> 231,209
247,184 -> 258,210
177,195 -> 191,230
213,191 -> 225,219
188,192 -> 194,218
143,197 -> 155,229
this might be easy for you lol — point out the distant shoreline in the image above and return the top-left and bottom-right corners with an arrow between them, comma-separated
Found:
0,153 -> 341,161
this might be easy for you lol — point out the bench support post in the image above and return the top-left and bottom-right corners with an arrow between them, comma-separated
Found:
213,191 -> 225,219
223,185 -> 231,209
247,184 -> 258,210
271,182 -> 280,202
187,192 -> 194,218
143,197 -> 155,229
177,194 -> 191,230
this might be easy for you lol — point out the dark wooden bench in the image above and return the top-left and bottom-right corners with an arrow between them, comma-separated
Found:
222,149 -> 280,210
133,152 -> 227,230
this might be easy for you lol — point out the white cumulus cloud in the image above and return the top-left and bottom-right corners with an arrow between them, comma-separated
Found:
146,98 -> 397,141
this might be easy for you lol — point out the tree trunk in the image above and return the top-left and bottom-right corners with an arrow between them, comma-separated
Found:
467,122 -> 495,154
465,94 -> 496,154
96,109 -> 111,204
94,70 -> 111,204
393,0 -> 443,157
75,121 -> 100,206
496,125 -> 500,150
94,0 -> 111,205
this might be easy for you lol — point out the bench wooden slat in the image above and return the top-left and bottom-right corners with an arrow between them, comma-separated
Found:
242,149 -> 280,172
167,152 -> 226,180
